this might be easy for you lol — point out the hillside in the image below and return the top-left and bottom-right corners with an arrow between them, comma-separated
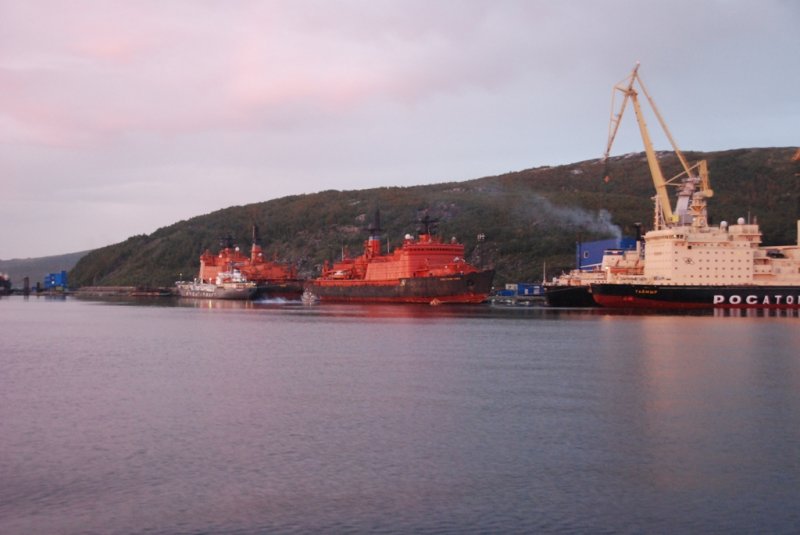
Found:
0,251 -> 90,288
69,147 -> 799,288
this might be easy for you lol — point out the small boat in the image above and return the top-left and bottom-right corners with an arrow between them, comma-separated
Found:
176,269 -> 257,300
300,289 -> 320,305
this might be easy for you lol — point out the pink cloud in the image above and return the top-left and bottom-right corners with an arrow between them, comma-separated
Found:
1,1 -> 544,147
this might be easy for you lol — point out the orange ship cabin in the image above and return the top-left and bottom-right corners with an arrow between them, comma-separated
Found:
321,233 -> 478,282
198,247 -> 249,283
198,245 -> 297,284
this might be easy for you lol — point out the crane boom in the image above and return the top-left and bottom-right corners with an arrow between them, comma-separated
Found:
604,63 -> 712,229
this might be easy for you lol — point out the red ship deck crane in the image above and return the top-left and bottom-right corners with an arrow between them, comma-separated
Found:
603,63 -> 713,230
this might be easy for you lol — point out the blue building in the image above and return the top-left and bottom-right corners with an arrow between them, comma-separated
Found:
44,270 -> 68,290
575,237 -> 637,270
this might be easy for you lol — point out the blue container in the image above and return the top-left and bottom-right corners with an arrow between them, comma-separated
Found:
44,270 -> 68,290
576,237 -> 636,270
516,283 -> 544,296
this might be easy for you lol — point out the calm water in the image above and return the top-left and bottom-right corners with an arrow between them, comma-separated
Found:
1,296 -> 799,534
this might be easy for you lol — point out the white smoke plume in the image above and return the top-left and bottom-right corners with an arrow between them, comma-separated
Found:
529,195 -> 623,239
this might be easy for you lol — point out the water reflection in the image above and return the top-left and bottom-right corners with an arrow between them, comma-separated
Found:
629,316 -> 800,500
713,307 -> 800,318
31,293 -> 800,320
2,294 -> 799,533
178,297 -> 258,310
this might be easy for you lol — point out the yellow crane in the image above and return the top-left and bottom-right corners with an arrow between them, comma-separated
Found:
603,63 -> 712,229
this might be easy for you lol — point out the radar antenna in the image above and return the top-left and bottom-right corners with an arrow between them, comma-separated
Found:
416,213 -> 439,236
219,234 -> 235,250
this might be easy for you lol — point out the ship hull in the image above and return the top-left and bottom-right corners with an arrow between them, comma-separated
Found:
591,284 -> 800,309
544,285 -> 597,307
176,282 -> 257,300
306,269 -> 494,304
255,280 -> 305,300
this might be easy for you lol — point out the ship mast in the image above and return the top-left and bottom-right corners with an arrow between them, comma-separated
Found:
250,223 -> 263,262
603,63 -> 712,230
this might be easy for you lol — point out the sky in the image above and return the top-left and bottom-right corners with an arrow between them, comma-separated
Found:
2,0 -> 798,259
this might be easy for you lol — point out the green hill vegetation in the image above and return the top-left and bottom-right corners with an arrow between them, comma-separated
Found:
69,147 -> 799,288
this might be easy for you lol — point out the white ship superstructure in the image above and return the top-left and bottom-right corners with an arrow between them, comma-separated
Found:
589,64 -> 800,308
637,218 -> 800,286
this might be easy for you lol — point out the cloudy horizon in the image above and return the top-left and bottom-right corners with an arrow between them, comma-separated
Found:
2,0 -> 798,259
